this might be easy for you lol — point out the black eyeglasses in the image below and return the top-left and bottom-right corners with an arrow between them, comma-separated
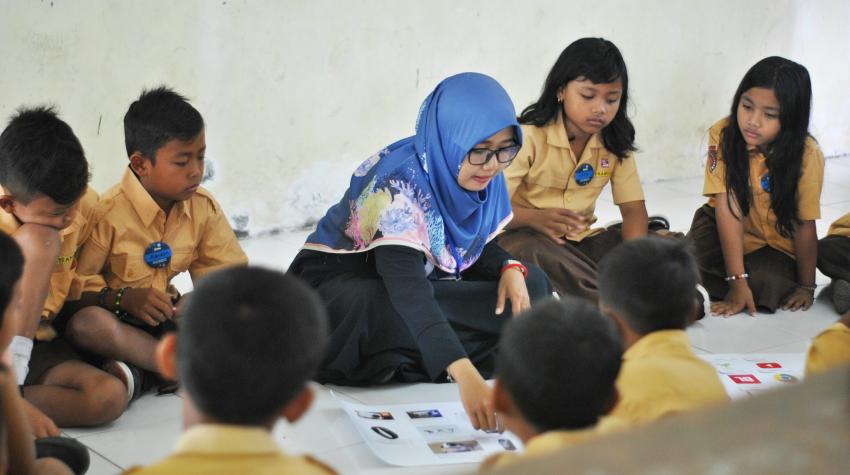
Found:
466,144 -> 520,166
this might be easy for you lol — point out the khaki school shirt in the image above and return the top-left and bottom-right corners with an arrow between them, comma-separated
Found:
0,187 -> 99,333
123,424 -> 336,475
827,213 -> 850,238
702,118 -> 824,257
480,417 -> 628,471
505,112 -> 645,241
805,322 -> 850,376
75,168 -> 247,296
611,330 -> 729,426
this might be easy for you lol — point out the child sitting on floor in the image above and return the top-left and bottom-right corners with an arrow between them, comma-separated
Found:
481,297 -> 624,470
598,237 -> 729,425
124,266 -> 335,474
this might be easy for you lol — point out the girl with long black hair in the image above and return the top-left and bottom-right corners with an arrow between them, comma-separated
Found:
688,56 -> 824,315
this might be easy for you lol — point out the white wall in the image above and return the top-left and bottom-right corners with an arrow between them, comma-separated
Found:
1,0 -> 848,235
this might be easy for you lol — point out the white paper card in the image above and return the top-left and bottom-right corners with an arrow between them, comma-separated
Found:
333,392 -> 524,466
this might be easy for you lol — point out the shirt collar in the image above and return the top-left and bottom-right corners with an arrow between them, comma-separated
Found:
173,424 -> 282,456
120,167 -> 191,227
546,112 -> 604,152
623,329 -> 691,362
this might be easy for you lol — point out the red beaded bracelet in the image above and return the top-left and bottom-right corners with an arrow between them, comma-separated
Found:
500,260 -> 528,278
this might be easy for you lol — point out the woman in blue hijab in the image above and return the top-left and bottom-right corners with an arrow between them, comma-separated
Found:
289,73 -> 551,431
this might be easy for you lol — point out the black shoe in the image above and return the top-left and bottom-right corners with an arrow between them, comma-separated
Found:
695,288 -> 706,321
833,279 -> 850,315
35,437 -> 90,475
648,215 -> 671,232
606,215 -> 670,232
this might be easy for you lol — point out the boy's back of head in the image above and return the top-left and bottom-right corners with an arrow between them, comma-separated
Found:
177,266 -> 328,426
497,297 -> 623,432
598,236 -> 700,335
124,86 -> 204,161
0,106 -> 89,205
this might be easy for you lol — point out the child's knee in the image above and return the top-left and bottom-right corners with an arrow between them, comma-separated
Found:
79,373 -> 128,423
66,307 -> 119,342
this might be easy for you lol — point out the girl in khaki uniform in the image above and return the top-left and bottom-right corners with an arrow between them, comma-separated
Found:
500,38 -> 658,301
818,213 -> 850,314
687,57 -> 824,315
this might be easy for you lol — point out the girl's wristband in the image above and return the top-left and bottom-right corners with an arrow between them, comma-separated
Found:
724,273 -> 749,282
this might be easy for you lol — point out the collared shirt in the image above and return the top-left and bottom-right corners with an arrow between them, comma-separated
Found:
504,112 -> 645,242
827,213 -> 850,238
0,187 -> 99,337
611,330 -> 729,426
702,118 -> 824,257
806,322 -> 850,376
75,168 -> 247,296
123,424 -> 336,475
479,417 -> 627,471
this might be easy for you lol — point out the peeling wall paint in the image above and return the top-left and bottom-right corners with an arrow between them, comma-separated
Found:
1,1 -> 848,237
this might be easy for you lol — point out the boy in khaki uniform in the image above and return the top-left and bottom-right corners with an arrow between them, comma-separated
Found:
598,237 -> 729,426
817,213 -> 850,314
0,107 -> 127,436
124,267 -> 335,475
66,87 -> 247,389
481,297 -> 626,471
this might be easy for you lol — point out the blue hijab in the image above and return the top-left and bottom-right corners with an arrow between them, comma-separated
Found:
304,72 -> 519,274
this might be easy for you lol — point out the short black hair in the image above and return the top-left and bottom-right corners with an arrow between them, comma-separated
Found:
0,106 -> 89,204
177,266 -> 328,425
497,297 -> 622,432
124,86 -> 204,163
598,237 -> 700,334
0,233 -> 24,323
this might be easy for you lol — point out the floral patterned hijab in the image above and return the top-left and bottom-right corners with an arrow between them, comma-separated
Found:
303,72 -> 519,274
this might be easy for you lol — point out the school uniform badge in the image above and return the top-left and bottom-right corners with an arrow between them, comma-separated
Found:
708,145 -> 718,172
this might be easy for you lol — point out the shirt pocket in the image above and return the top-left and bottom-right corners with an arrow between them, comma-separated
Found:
108,253 -> 151,286
169,245 -> 195,274
588,172 -> 611,189
525,167 -> 568,189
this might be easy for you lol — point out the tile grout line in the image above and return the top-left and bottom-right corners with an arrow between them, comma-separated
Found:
84,444 -> 125,473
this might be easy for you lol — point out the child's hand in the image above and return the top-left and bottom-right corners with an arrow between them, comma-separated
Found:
781,287 -> 814,311
121,288 -> 175,326
529,208 -> 586,244
496,268 -> 530,316
449,359 -> 499,432
22,399 -> 60,438
711,281 -> 756,316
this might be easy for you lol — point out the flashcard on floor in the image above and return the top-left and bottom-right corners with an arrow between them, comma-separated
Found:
333,392 -> 524,466
700,353 -> 805,400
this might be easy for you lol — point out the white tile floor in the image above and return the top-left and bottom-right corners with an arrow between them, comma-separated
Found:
65,157 -> 850,474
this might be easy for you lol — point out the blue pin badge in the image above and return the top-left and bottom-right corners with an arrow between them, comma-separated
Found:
574,163 -> 594,186
760,173 -> 771,193
144,241 -> 172,268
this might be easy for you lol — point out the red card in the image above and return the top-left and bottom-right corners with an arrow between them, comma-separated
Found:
729,374 -> 761,384
756,362 -> 782,369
